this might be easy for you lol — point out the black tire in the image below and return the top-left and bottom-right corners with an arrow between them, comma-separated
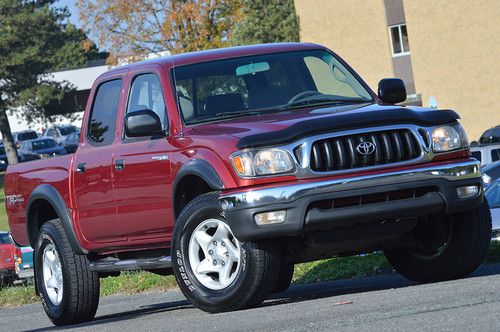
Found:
35,219 -> 100,326
384,201 -> 492,283
272,262 -> 294,293
172,192 -> 281,313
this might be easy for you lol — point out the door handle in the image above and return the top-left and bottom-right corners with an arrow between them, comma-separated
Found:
76,162 -> 86,173
115,159 -> 125,171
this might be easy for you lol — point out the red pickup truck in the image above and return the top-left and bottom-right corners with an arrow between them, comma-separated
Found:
6,43 -> 491,325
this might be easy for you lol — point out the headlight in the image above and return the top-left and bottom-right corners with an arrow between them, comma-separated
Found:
432,125 -> 468,152
231,148 -> 294,177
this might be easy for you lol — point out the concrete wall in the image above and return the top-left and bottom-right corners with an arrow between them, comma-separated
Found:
404,0 -> 500,140
294,0 -> 394,91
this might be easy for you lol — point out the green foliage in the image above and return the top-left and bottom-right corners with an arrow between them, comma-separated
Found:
232,0 -> 301,46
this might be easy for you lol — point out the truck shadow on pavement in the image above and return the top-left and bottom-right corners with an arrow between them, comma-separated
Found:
28,263 -> 500,331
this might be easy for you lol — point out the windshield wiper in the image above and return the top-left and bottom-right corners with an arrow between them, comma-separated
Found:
280,95 -> 371,111
186,110 -> 263,125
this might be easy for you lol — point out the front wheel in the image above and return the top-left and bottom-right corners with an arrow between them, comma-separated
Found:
35,219 -> 100,326
384,201 -> 492,283
172,193 -> 281,313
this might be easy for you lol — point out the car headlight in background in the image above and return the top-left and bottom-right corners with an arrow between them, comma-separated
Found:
231,148 -> 294,177
432,124 -> 468,152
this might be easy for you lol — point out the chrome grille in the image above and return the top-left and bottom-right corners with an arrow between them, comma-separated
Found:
310,129 -> 422,172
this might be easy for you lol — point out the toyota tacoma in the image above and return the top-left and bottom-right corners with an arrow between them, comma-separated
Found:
5,43 -> 491,325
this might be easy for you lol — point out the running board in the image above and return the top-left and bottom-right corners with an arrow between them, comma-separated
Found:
89,256 -> 172,272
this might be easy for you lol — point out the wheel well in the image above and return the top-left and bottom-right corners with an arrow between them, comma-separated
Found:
27,199 -> 58,246
174,175 -> 213,219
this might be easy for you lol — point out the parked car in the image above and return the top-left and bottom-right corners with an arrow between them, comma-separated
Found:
479,125 -> 500,145
12,130 -> 39,149
485,178 -> 500,240
6,43 -> 490,326
0,232 -> 20,286
43,125 -> 79,145
481,160 -> 500,186
0,144 -> 38,172
61,131 -> 80,154
19,138 -> 66,159
470,143 -> 500,166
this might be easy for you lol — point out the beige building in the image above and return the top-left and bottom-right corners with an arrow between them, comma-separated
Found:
295,0 -> 500,140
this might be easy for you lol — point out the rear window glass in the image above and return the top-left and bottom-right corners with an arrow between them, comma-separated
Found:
88,79 -> 122,145
32,139 -> 57,150
60,126 -> 77,136
18,132 -> 38,141
0,233 -> 11,244
471,151 -> 482,162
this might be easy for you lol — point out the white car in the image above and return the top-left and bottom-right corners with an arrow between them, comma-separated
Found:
43,125 -> 79,145
485,178 -> 500,240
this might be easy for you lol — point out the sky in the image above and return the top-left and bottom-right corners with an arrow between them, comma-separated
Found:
56,0 -> 81,27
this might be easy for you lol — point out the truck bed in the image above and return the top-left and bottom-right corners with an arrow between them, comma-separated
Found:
5,155 -> 74,246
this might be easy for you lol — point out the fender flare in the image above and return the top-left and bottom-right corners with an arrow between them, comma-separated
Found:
172,159 -> 224,216
26,184 -> 87,255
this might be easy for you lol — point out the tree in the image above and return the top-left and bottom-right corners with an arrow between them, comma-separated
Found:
77,0 -> 242,60
0,0 -> 99,164
232,0 -> 300,45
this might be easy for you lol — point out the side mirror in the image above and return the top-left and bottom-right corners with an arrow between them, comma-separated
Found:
378,78 -> 406,104
124,109 -> 163,137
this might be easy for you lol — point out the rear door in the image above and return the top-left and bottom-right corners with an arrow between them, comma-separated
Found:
112,65 -> 174,241
72,77 -> 125,244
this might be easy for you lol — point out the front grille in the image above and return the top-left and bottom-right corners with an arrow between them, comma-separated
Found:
310,129 -> 422,172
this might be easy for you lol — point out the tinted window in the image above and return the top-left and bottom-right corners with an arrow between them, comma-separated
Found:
0,146 -> 5,154
491,149 -> 500,162
471,151 -> 482,162
18,132 -> 38,141
32,139 -> 57,150
0,233 -> 11,244
127,74 -> 167,130
88,79 -> 122,145
60,126 -> 77,135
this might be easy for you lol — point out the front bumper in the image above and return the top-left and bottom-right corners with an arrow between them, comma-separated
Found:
220,159 -> 483,241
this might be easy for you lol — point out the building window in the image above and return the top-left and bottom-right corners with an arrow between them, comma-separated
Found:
390,24 -> 410,56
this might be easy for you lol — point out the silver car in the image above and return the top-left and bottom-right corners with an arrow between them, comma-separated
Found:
471,143 -> 500,166
485,178 -> 500,240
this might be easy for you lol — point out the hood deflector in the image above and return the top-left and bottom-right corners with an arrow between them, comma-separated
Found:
236,108 -> 460,149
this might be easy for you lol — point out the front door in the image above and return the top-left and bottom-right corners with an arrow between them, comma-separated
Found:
112,70 -> 174,241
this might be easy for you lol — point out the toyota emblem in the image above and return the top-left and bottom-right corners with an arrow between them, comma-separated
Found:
356,141 -> 376,155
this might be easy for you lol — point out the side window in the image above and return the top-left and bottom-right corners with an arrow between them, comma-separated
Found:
88,79 -> 122,145
46,129 -> 55,137
127,74 -> 167,131
491,149 -> 500,162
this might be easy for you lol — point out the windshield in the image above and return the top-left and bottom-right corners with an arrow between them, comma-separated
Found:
173,49 -> 373,125
60,126 -> 77,135
32,139 -> 57,150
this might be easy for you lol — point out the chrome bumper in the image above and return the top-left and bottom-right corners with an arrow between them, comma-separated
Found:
220,159 -> 480,211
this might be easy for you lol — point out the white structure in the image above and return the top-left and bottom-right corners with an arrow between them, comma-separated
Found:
8,51 -> 169,135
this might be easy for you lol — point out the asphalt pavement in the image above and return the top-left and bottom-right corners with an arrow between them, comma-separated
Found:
1,263 -> 499,332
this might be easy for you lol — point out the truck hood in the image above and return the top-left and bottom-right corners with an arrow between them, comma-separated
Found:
191,103 -> 460,149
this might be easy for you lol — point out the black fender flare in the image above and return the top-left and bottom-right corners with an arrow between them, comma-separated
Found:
172,159 -> 224,217
26,184 -> 87,255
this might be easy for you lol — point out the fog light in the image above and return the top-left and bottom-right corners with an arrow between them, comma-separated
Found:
255,210 -> 286,225
456,185 -> 479,199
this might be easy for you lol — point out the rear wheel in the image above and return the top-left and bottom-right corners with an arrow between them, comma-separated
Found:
384,201 -> 491,283
172,193 -> 281,313
35,219 -> 100,326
